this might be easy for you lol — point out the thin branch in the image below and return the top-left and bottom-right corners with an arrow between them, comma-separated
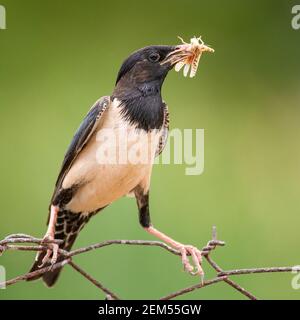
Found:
205,255 -> 257,300
68,239 -> 180,257
160,276 -> 228,300
68,261 -> 120,300
4,259 -> 71,287
0,228 -> 298,299
218,267 -> 300,277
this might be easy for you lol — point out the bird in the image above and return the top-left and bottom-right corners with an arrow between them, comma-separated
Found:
28,38 -> 214,287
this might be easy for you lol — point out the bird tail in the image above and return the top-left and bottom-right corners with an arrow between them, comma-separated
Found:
27,210 -> 92,287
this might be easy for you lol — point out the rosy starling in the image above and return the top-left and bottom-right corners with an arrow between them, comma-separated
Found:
28,37 -> 214,286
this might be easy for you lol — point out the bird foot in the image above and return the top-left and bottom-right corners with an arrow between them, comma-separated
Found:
176,244 -> 204,282
37,234 -> 59,268
144,226 -> 204,282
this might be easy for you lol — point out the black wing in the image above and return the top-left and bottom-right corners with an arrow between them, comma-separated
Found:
51,96 -> 110,200
156,103 -> 169,157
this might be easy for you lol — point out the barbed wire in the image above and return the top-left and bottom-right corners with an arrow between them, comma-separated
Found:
0,227 -> 299,300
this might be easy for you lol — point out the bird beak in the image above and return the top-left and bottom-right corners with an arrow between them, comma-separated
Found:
161,37 -> 214,78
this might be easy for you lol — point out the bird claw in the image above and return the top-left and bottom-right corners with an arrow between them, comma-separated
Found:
37,235 -> 59,268
177,244 -> 204,282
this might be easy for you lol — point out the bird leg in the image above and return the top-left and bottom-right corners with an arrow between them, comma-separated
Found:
135,187 -> 204,281
145,226 -> 204,279
37,205 -> 59,267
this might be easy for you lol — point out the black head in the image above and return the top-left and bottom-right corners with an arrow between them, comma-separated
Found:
112,45 -> 178,131
114,45 -> 176,93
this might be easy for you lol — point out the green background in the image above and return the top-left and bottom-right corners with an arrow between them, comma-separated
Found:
0,0 -> 300,299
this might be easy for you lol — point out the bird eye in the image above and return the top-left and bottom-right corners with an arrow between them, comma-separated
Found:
148,52 -> 160,63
